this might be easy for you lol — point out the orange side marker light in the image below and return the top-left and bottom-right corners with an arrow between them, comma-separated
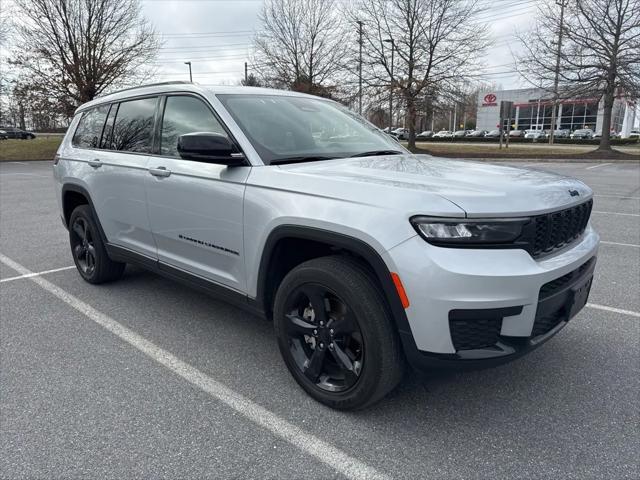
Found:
391,272 -> 410,309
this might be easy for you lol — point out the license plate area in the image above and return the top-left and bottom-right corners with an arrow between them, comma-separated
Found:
568,275 -> 593,319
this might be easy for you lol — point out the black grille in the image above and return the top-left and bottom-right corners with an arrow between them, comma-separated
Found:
532,308 -> 565,337
529,200 -> 592,258
539,257 -> 596,300
449,318 -> 502,351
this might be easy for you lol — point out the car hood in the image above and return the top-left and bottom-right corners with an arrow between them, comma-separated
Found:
276,154 -> 592,217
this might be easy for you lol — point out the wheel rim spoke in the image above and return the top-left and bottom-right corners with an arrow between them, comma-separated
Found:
331,311 -> 358,336
72,220 -> 85,240
330,342 -> 356,373
303,285 -> 329,325
286,314 -> 317,335
86,246 -> 95,271
303,348 -> 326,382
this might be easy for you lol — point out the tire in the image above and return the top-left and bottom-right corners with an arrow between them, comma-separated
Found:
68,205 -> 125,284
273,256 -> 404,410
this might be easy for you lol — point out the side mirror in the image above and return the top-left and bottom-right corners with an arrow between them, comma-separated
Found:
177,132 -> 247,166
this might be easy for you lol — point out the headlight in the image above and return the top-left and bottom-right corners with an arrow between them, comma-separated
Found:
410,216 -> 530,245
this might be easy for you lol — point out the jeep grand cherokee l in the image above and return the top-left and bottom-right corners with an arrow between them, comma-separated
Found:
53,82 -> 599,410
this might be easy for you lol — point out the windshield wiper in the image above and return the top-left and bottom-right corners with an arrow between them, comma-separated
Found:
270,155 -> 339,165
349,150 -> 403,158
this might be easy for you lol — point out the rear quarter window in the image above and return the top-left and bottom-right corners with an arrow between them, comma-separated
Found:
72,105 -> 110,148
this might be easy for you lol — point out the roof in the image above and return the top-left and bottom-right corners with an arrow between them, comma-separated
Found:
75,82 -> 317,114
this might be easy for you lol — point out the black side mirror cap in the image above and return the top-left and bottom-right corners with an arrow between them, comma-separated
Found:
177,132 -> 247,166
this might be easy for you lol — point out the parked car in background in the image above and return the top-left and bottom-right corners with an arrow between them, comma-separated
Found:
0,130 -> 8,140
570,129 -> 594,139
453,130 -> 467,138
508,130 -> 524,137
524,130 -> 546,140
629,129 -> 640,139
550,129 -> 570,139
433,130 -> 453,138
392,128 -> 409,140
416,130 -> 433,139
484,129 -> 501,138
0,126 -> 36,139
467,130 -> 487,137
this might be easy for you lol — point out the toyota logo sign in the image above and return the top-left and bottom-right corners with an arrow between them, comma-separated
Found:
482,93 -> 498,106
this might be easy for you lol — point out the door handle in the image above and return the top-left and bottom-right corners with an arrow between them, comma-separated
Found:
88,159 -> 102,168
149,166 -> 171,177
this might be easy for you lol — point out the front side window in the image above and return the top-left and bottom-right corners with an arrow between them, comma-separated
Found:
72,105 -> 110,148
160,95 -> 226,157
217,94 -> 402,165
111,97 -> 157,153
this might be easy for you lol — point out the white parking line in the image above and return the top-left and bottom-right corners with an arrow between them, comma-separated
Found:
592,210 -> 640,217
0,265 -> 76,283
0,252 -> 389,480
587,303 -> 640,318
600,241 -> 640,248
594,194 -> 640,200
585,163 -> 612,170
0,173 -> 49,178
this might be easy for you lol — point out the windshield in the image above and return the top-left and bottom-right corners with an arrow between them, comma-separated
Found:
217,94 -> 403,164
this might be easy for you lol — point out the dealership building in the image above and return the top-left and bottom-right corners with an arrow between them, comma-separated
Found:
476,87 -> 638,137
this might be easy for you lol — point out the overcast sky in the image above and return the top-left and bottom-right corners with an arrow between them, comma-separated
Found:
141,0 -> 538,91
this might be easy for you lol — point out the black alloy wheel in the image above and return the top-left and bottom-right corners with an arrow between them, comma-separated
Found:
71,216 -> 97,277
283,283 -> 364,392
68,205 -> 125,284
273,256 -> 404,410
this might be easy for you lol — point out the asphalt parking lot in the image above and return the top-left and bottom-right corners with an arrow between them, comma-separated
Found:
1,159 -> 638,479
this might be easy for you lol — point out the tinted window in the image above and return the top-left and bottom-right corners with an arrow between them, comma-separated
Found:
72,105 -> 109,148
160,96 -> 226,157
111,97 -> 157,153
100,104 -> 118,149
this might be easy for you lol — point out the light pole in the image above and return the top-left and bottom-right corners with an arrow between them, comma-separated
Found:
184,61 -> 192,82
383,38 -> 395,133
357,20 -> 364,115
549,0 -> 567,144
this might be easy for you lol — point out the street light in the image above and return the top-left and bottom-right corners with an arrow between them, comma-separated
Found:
383,38 -> 395,133
184,61 -> 192,82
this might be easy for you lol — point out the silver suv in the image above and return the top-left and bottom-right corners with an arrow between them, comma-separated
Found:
54,83 -> 599,409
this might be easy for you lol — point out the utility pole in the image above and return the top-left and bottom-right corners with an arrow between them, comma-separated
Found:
184,61 -> 192,82
244,62 -> 248,84
357,20 -> 363,115
384,38 -> 395,132
549,0 -> 567,145
453,104 -> 457,133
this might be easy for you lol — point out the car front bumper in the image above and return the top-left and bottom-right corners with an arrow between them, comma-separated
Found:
384,225 -> 599,369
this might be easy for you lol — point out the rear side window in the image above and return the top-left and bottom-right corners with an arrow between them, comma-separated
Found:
72,105 -> 109,148
100,104 -> 118,149
160,95 -> 226,157
111,97 -> 157,153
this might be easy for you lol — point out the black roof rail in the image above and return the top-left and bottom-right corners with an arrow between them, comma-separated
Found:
99,81 -> 195,98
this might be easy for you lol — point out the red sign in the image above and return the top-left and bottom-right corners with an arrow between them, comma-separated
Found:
482,93 -> 497,107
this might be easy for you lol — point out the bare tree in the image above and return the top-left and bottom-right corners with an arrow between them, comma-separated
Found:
251,0 -> 346,95
350,0 -> 490,149
14,0 -> 159,117
517,0 -> 640,151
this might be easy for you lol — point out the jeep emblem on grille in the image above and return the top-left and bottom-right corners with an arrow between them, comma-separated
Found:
568,189 -> 580,197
